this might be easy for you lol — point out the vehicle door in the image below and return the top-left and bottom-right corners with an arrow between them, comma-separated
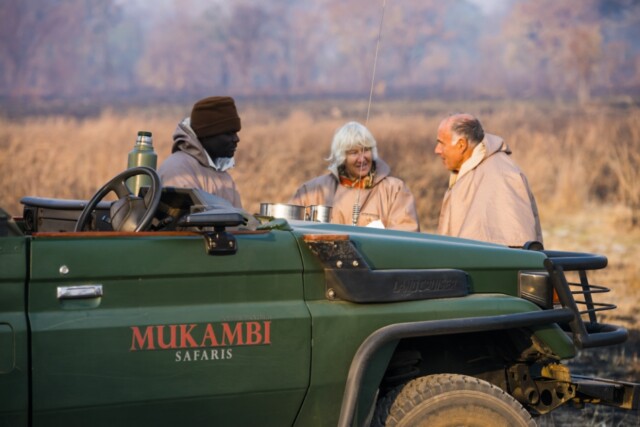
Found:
27,229 -> 310,426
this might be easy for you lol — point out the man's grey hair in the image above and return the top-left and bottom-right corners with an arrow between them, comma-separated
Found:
449,114 -> 485,145
327,121 -> 378,176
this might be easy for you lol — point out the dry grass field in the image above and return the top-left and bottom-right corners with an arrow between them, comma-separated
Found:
1,99 -> 639,423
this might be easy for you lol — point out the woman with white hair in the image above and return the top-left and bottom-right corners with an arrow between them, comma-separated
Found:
289,121 -> 419,231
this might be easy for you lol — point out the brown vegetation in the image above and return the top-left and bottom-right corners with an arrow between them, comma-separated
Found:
2,100 -> 638,228
2,100 -> 638,300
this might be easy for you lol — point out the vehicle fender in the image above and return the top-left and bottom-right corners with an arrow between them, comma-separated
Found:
340,307 -> 575,427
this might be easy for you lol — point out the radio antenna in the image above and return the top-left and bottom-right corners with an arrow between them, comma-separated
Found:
353,0 -> 387,227
365,0 -> 386,126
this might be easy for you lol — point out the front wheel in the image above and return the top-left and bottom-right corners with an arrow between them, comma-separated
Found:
372,373 -> 536,427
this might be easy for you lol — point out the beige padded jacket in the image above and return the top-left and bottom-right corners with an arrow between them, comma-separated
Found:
289,158 -> 420,232
437,133 -> 543,247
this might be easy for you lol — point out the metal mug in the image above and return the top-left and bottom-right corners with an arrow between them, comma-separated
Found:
309,205 -> 332,223
259,203 -> 306,221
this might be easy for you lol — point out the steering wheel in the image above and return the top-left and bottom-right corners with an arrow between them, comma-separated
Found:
75,167 -> 162,232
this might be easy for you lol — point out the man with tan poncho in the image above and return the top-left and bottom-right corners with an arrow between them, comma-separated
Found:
290,121 -> 420,232
434,113 -> 543,247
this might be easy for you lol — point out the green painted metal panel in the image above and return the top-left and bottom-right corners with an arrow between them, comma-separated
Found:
292,222 -> 547,297
28,230 -> 311,427
0,236 -> 29,426
294,295 -> 573,426
288,225 -> 572,426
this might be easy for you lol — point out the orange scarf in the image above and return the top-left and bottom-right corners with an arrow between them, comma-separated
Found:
338,164 -> 376,189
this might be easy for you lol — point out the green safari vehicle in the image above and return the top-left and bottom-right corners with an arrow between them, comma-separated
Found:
0,167 -> 638,426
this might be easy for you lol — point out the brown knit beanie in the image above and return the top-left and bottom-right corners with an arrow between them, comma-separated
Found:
190,96 -> 241,139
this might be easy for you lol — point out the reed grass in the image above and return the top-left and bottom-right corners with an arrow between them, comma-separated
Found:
2,100 -> 639,226
3,101 -> 638,280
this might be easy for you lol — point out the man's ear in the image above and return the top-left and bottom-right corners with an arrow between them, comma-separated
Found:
456,136 -> 469,152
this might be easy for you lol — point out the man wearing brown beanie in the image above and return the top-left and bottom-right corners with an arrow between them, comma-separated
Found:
158,96 -> 243,208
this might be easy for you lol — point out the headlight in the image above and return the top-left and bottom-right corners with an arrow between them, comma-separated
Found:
519,271 -> 558,309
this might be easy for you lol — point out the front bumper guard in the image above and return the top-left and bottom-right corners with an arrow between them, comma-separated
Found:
542,250 -> 629,349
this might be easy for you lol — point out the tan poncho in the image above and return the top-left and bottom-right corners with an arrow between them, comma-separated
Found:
289,158 -> 420,232
437,133 -> 543,247
158,118 -> 242,208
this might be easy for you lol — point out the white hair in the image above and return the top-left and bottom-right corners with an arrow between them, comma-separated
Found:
326,121 -> 378,176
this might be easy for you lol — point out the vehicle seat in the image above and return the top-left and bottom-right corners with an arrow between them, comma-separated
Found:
20,197 -> 112,233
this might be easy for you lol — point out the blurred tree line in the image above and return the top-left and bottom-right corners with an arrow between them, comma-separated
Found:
1,0 -> 639,105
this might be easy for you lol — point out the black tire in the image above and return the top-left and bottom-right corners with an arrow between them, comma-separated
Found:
372,373 -> 536,427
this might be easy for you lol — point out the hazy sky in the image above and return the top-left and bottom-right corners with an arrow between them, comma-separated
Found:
119,0 -> 511,17
467,0 -> 510,14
